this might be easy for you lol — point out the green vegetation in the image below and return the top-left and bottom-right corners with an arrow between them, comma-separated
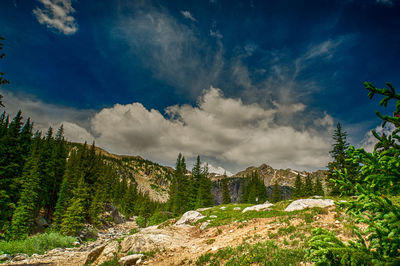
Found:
308,82 -> 400,264
221,177 -> 231,204
241,171 -> 268,204
0,231 -> 76,256
196,240 -> 307,266
169,154 -> 214,216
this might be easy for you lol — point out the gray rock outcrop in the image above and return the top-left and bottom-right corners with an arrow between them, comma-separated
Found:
242,202 -> 274,213
284,199 -> 335,212
175,211 -> 205,225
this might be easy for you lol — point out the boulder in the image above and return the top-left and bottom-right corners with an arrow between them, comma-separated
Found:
84,244 -> 106,265
242,203 -> 274,213
121,226 -> 188,254
94,241 -> 119,265
284,199 -> 335,212
119,254 -> 143,265
196,207 -> 211,212
175,211 -> 205,225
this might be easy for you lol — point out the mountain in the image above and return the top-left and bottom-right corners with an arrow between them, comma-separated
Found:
211,163 -> 327,204
73,143 -> 174,203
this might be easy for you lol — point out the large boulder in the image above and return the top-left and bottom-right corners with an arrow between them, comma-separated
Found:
84,244 -> 106,265
175,211 -> 205,225
284,199 -> 335,212
94,241 -> 119,265
120,226 -> 188,253
242,202 -> 274,213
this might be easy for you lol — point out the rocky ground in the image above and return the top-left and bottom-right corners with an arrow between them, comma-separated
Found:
2,199 -> 357,266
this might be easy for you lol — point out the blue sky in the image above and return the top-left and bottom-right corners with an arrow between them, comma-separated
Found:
1,0 -> 399,173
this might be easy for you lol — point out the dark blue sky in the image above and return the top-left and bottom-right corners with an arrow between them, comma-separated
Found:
1,0 -> 399,171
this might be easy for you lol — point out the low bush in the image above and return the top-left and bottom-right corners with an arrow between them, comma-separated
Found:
0,231 -> 76,256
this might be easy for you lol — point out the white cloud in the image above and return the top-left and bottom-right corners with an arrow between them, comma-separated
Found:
181,10 -> 197,22
91,87 -> 332,172
1,90 -> 94,143
33,0 -> 78,35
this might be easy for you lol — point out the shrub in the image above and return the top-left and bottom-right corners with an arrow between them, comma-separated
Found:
0,231 -> 76,256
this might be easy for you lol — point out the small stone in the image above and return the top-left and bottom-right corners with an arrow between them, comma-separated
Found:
73,241 -> 80,246
211,246 -> 217,251
210,215 -> 217,218
229,229 -> 234,233
119,254 -> 144,265
335,220 -> 340,224
220,206 -> 226,210
233,207 -> 241,211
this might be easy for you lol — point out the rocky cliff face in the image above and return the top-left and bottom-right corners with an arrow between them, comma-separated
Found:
211,163 -> 327,205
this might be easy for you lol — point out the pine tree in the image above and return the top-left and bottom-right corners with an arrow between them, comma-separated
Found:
221,177 -> 231,204
313,177 -> 324,196
271,180 -> 281,203
304,174 -> 314,197
292,174 -> 303,198
60,177 -> 88,235
9,134 -> 42,239
326,123 -> 358,195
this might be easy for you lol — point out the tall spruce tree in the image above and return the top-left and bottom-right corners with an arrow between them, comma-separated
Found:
304,174 -> 314,197
271,180 -> 281,203
313,177 -> 324,196
292,174 -> 303,198
221,176 -> 231,204
327,123 -> 358,195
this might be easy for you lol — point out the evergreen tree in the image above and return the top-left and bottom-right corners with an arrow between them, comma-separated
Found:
271,180 -> 281,203
60,177 -> 88,235
221,177 -> 231,204
327,123 -> 358,195
9,134 -> 42,239
308,83 -> 400,264
292,174 -> 303,198
304,174 -> 314,197
313,177 -> 324,196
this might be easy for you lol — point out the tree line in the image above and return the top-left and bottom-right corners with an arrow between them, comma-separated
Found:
0,110 -> 164,239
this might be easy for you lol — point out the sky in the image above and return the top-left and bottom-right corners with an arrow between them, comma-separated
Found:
1,0 -> 400,174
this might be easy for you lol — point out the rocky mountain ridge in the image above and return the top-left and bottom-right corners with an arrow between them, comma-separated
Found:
88,144 -> 327,204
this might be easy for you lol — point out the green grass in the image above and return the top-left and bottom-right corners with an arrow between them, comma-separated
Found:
0,232 -> 77,256
196,240 -> 308,266
196,202 -> 304,227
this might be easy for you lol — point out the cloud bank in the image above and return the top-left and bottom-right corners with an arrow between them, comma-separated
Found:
2,87 -> 333,172
33,0 -> 78,35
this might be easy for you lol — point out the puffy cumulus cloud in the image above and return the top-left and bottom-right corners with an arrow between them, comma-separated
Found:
180,10 -> 197,22
91,87 -> 332,172
33,0 -> 78,35
1,90 -> 94,143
